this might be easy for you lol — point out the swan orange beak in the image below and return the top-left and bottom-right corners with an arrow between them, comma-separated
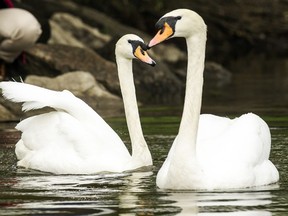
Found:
148,22 -> 174,48
134,46 -> 156,66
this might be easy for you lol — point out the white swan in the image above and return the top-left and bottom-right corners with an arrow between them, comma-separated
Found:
148,9 -> 279,190
0,34 -> 155,174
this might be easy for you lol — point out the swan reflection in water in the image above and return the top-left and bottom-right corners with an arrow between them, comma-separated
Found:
161,184 -> 279,215
7,170 -> 155,215
1,165 -> 280,215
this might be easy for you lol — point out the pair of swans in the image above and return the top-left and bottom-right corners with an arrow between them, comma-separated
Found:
0,9 -> 279,190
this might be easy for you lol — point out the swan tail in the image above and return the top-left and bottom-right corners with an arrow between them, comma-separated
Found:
0,81 -> 75,112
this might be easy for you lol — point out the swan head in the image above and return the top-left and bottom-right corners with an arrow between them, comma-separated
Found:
116,34 -> 156,66
148,9 -> 206,48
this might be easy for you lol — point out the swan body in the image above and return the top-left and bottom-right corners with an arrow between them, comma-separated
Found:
0,34 -> 155,174
149,9 -> 279,190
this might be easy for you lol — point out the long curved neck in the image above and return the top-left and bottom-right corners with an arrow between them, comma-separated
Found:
177,32 -> 206,155
116,57 -> 151,162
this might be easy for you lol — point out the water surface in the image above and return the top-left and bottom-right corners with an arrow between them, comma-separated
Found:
0,114 -> 287,215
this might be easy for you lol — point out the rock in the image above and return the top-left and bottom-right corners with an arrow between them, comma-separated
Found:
6,0 -> 185,105
0,103 -> 17,121
88,0 -> 288,54
22,43 -> 121,94
18,0 -> 288,55
145,43 -> 186,64
25,72 -> 123,116
204,62 -> 232,87
21,43 -> 182,104
173,61 -> 232,87
48,13 -> 111,50
0,94 -> 22,121
8,0 -> 238,108
18,0 -> 186,61
0,72 -> 124,119
25,71 -> 121,102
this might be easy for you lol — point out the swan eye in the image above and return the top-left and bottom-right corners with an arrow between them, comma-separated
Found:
159,26 -> 165,35
128,40 -> 148,53
154,16 -> 181,38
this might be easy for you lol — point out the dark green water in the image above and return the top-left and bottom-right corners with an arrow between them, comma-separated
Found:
0,113 -> 287,215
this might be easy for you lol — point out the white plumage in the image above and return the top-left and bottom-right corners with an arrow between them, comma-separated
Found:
0,34 -> 154,174
149,9 -> 279,189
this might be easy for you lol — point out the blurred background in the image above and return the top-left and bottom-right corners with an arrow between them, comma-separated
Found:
1,0 -> 288,120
